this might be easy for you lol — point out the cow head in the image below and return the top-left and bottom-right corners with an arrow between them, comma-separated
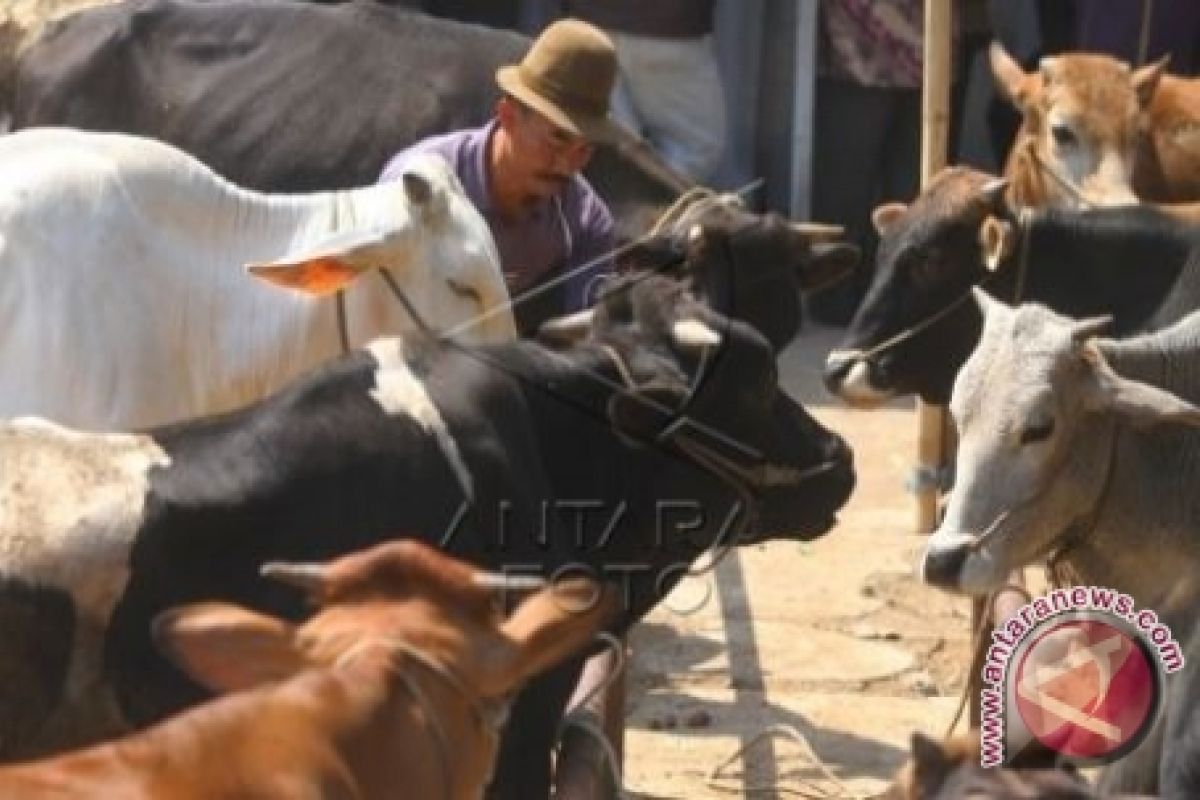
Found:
922,296 -> 1200,595
991,42 -> 1166,208
825,168 -> 1009,406
540,273 -> 854,543
882,730 -> 1088,799
620,194 -> 859,350
245,153 -> 516,343
154,539 -> 615,797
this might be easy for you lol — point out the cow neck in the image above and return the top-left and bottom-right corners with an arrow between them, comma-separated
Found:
334,270 -> 436,355
1012,140 -> 1093,208
1044,423 -> 1120,589
335,636 -> 507,800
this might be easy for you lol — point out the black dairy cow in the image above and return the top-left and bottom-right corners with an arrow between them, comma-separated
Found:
822,167 -> 1200,406
0,275 -> 853,798
7,0 -> 672,227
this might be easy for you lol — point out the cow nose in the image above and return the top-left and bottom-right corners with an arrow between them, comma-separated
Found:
921,540 -> 969,588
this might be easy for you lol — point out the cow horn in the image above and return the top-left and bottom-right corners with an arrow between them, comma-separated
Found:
537,308 -> 596,345
472,573 -> 548,592
261,562 -> 328,593
979,178 -> 1010,208
1070,315 -> 1113,343
790,221 -> 845,241
672,318 -> 722,349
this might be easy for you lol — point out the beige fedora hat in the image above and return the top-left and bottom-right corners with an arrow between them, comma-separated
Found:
496,19 -> 621,144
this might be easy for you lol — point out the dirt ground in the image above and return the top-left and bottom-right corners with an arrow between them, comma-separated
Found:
621,323 -> 975,799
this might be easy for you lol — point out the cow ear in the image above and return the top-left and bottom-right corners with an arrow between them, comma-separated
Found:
153,603 -> 308,694
1132,54 -> 1170,108
978,215 -> 1016,271
403,172 -> 435,207
798,242 -> 860,291
671,317 -> 722,350
990,42 -> 1036,109
485,577 -> 617,696
871,202 -> 908,236
246,227 -> 395,296
1081,341 -> 1200,426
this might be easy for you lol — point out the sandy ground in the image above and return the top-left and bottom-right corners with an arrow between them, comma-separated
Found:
621,323 -> 975,799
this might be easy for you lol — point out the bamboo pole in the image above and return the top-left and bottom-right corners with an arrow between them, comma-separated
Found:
916,0 -> 953,535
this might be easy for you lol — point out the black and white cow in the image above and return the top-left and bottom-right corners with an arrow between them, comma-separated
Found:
822,167 -> 1200,407
0,274 -> 854,798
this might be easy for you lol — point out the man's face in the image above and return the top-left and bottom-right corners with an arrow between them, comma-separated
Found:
499,98 -> 595,201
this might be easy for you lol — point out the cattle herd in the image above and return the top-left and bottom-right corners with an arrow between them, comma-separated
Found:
0,1 -> 1198,798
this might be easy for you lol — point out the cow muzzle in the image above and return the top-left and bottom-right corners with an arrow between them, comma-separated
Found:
823,350 -> 896,408
921,529 -> 1007,595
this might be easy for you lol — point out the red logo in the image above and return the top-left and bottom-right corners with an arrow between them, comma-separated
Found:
1014,619 -> 1158,761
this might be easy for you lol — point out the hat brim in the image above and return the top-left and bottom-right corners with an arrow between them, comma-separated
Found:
496,66 -> 622,145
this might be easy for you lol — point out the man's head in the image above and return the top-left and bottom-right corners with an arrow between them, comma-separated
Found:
492,19 -> 618,204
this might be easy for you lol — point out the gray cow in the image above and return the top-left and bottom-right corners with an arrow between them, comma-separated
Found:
922,292 -> 1200,796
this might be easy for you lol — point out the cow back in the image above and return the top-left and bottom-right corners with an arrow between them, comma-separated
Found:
11,0 -> 674,217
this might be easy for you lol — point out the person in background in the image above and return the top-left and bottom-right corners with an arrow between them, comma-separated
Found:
378,19 -> 619,335
565,0 -> 727,184
808,0 -> 925,327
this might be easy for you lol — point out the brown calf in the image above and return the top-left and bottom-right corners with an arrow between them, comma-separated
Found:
991,42 -> 1200,207
0,540 -> 615,799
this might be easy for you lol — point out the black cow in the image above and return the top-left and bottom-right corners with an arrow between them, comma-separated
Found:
822,167 -> 1200,406
8,0 -> 672,227
1,274 -> 853,798
622,196 -> 860,349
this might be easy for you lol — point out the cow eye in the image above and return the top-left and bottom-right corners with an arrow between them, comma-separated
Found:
1019,420 -> 1055,445
1050,123 -> 1078,149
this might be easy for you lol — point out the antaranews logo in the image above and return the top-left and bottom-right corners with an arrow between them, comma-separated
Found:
978,586 -> 1184,768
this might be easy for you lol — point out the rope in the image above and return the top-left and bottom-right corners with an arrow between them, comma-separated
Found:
1021,144 -> 1094,209
1138,0 -> 1155,67
705,724 -> 867,798
440,178 -> 764,341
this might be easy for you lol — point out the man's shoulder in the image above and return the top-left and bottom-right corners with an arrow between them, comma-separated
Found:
379,125 -> 487,183
563,173 -> 614,231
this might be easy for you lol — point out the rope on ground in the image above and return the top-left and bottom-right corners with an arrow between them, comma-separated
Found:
705,724 -> 867,799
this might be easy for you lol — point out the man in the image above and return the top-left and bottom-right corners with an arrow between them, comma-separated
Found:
379,19 -> 619,335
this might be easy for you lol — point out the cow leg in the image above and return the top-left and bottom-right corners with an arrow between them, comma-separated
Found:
0,580 -> 74,759
487,654 -> 587,800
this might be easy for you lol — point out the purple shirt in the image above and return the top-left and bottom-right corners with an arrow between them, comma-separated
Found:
379,121 -> 615,317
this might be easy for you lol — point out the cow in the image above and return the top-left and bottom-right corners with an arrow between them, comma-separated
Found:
822,167 -> 1200,407
0,273 -> 854,797
0,540 -> 615,800
882,730 -> 1115,799
5,0 -> 677,230
990,42 -> 1200,207
0,127 -> 514,430
921,296 -> 1200,796
619,192 -> 860,350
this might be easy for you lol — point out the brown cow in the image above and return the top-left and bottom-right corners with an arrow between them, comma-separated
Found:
991,42 -> 1200,207
0,540 -> 616,799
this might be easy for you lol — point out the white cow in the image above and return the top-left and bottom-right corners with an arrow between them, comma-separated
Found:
0,127 -> 514,429
923,294 -> 1200,796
